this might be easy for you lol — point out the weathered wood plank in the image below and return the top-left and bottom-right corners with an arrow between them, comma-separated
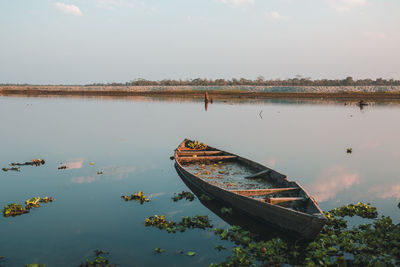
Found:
177,151 -> 222,156
230,188 -> 298,196
178,155 -> 236,162
267,197 -> 306,204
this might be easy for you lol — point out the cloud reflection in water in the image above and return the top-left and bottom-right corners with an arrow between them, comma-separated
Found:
308,165 -> 360,202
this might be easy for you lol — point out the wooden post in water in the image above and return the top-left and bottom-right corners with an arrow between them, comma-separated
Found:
204,91 -> 209,103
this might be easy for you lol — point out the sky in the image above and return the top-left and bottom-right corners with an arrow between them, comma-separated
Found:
0,0 -> 399,84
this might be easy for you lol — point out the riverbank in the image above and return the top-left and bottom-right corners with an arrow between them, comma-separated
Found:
1,85 -> 400,100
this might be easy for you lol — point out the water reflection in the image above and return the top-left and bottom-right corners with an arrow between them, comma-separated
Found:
369,184 -> 400,199
308,166 -> 360,202
1,95 -> 400,266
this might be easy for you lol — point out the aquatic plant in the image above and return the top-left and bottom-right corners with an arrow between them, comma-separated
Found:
211,202 -> 400,266
154,248 -> 165,253
25,264 -> 46,267
3,196 -> 54,217
2,167 -> 20,172
79,250 -> 117,267
3,203 -> 29,217
144,214 -> 213,233
10,159 -> 45,167
40,197 -> 54,203
121,191 -> 150,204
25,197 -> 41,208
187,251 -> 196,257
172,191 -> 195,202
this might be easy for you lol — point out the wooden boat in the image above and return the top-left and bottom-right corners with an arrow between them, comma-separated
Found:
174,139 -> 327,239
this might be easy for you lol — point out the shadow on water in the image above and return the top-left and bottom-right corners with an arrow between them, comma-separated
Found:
174,164 -> 302,243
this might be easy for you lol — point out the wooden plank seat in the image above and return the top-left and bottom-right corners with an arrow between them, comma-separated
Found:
177,155 -> 236,162
230,188 -> 299,197
177,151 -> 222,156
255,197 -> 306,204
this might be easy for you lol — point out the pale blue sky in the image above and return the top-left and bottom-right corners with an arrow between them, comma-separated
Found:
0,0 -> 399,84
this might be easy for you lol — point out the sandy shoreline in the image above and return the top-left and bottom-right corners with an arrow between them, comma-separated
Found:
1,85 -> 400,100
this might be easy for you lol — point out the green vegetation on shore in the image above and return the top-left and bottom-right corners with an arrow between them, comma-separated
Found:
90,76 -> 400,87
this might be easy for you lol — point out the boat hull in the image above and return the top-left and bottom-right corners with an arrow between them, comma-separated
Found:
174,140 -> 327,240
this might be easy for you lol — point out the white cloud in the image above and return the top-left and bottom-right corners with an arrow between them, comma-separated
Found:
95,0 -> 138,9
328,0 -> 367,12
53,2 -> 82,16
265,11 -> 288,21
221,0 -> 254,6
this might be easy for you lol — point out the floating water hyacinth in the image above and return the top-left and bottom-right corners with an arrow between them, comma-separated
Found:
3,203 -> 29,217
121,190 -> 150,204
172,191 -> 195,202
3,196 -> 54,217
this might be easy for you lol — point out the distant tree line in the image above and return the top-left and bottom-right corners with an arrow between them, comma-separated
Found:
2,77 -> 400,86
87,76 -> 400,87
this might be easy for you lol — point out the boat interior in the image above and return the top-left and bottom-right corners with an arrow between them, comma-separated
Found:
176,141 -> 322,215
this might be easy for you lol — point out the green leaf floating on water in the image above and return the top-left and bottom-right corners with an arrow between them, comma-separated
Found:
187,251 -> 196,256
154,248 -> 165,253
25,264 -> 46,267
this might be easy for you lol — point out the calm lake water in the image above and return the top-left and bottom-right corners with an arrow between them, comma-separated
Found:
1,96 -> 399,266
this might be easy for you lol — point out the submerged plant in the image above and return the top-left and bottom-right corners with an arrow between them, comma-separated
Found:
172,191 -> 195,202
121,191 -> 150,204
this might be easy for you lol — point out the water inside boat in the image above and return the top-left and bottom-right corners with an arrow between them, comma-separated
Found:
181,159 -> 310,213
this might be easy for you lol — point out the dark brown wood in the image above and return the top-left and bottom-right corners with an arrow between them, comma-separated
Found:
230,188 -> 299,196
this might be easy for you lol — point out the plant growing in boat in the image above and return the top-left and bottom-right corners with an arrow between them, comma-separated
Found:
186,141 -> 207,150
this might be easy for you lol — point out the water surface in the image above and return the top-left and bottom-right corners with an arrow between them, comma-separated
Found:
0,96 -> 399,266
